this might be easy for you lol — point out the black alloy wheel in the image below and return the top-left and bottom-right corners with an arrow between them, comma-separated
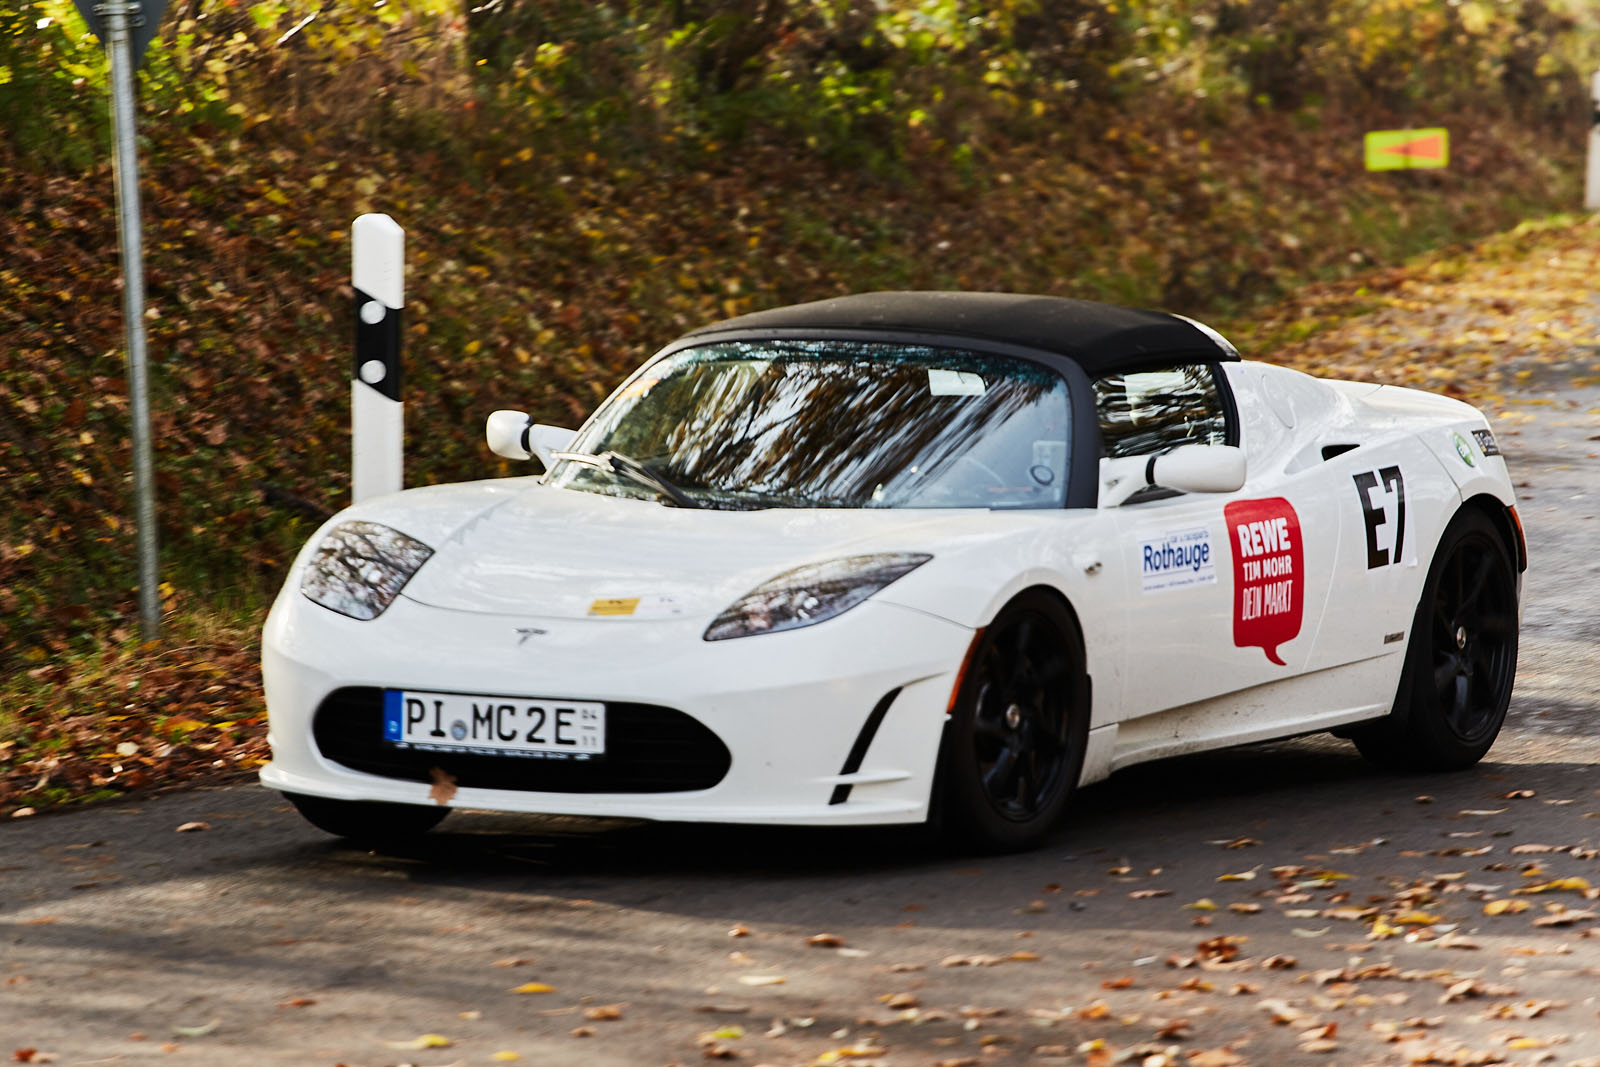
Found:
941,590 -> 1088,850
1352,509 -> 1518,771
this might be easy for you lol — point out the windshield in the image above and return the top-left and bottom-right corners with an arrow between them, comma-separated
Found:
546,340 -> 1072,510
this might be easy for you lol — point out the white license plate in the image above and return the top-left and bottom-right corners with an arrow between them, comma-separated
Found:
382,689 -> 605,759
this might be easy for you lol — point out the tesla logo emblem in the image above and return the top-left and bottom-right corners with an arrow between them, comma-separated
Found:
514,627 -> 548,646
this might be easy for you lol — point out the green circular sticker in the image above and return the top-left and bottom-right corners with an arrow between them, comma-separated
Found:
1452,432 -> 1476,467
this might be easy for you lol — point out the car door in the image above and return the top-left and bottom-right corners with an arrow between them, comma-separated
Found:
1098,362 -> 1344,723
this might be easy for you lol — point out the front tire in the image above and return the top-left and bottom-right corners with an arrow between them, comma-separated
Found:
939,591 -> 1089,851
285,792 -> 450,844
1351,509 -> 1518,771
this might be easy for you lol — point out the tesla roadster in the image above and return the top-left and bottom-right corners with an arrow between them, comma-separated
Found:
261,292 -> 1523,849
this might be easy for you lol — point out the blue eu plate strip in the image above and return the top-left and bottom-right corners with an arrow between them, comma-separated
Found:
382,690 -> 403,740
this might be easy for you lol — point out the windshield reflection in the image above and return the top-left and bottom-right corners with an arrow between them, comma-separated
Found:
548,340 -> 1071,510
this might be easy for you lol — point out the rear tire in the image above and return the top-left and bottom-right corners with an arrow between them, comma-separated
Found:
938,591 -> 1089,851
285,792 -> 450,844
1351,509 -> 1518,771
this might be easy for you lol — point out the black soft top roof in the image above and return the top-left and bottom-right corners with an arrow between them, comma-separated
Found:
678,291 -> 1237,375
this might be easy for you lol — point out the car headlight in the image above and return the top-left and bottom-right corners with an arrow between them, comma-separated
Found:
703,553 -> 932,641
300,520 -> 434,620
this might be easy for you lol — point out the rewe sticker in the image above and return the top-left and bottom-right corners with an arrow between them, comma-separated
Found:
1225,497 -> 1303,666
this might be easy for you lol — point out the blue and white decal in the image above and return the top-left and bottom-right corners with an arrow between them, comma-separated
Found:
1140,526 -> 1217,594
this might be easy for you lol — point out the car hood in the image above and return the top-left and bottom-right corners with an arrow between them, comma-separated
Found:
396,481 -> 997,620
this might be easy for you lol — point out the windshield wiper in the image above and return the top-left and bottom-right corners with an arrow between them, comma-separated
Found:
552,450 -> 702,509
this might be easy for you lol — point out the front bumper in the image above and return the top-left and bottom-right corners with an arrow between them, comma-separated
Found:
260,591 -> 973,826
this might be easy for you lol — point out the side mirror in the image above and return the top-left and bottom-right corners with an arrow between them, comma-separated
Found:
1099,444 -> 1246,508
485,410 -> 577,469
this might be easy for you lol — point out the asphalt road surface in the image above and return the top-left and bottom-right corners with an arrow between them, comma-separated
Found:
4,372 -> 1599,1067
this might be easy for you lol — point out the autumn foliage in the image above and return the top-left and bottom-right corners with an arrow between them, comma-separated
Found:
0,0 -> 1597,811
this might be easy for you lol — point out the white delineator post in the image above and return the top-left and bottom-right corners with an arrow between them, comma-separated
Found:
351,214 -> 405,502
1587,71 -> 1600,211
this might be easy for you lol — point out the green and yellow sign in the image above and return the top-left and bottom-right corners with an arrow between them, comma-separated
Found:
1364,128 -> 1449,171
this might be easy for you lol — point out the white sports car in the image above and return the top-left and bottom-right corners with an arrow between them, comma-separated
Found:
261,292 -> 1523,849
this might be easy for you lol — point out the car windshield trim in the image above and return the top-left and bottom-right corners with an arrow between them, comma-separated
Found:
550,450 -> 703,509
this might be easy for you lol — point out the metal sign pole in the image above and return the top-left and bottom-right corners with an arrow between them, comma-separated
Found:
1586,70 -> 1600,211
101,0 -> 161,640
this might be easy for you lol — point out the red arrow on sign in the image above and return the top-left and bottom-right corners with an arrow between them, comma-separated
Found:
1387,133 -> 1445,162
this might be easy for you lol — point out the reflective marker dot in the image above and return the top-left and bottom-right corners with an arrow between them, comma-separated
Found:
359,359 -> 387,384
359,300 -> 387,325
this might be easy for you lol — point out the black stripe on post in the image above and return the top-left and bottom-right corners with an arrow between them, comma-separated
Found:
828,687 -> 903,806
353,286 -> 403,402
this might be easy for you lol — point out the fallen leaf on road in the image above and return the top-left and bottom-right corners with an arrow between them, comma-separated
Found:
278,997 -> 315,1008
584,1004 -> 624,1021
728,924 -> 750,937
491,1053 -> 521,1062
814,1043 -> 887,1063
1129,889 -> 1171,899
1532,907 -> 1595,927
1217,867 -> 1258,882
511,982 -> 556,994
172,1020 -> 219,1038
492,957 -> 533,967
1485,1000 -> 1560,1019
1483,899 -> 1530,915
381,1034 -> 453,1050
1512,877 -> 1590,895
738,975 -> 786,986
1189,1050 -> 1245,1067
174,821 -> 210,833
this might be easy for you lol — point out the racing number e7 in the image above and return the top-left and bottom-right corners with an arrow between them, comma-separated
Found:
1353,466 -> 1406,569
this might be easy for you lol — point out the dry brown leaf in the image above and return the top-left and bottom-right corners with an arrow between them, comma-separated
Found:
1483,899 -> 1530,915
1532,906 -> 1595,927
1512,876 -> 1590,895
1077,999 -> 1112,1020
1188,1050 -> 1245,1067
428,766 -> 458,805
805,933 -> 845,948
583,1004 -> 623,1021
174,821 -> 210,833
